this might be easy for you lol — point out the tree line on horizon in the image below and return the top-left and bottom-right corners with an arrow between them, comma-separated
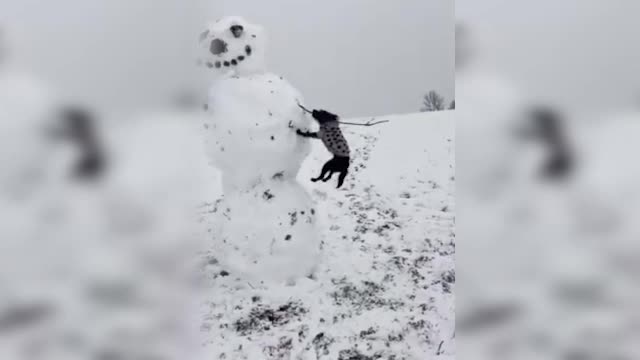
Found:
421,90 -> 454,112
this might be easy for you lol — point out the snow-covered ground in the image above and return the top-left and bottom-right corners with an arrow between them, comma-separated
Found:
198,110 -> 455,359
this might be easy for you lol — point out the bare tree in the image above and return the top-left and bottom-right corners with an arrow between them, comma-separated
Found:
421,91 -> 445,112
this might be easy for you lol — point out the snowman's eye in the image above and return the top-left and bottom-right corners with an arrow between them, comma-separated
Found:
230,25 -> 244,38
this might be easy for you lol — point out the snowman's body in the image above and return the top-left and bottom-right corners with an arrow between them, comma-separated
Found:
200,17 -> 320,283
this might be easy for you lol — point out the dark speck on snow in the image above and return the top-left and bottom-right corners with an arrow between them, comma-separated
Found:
263,190 -> 275,201
233,301 -> 307,336
289,212 -> 298,226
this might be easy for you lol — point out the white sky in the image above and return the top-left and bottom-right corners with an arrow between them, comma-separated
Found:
0,0 -> 453,117
457,0 -> 640,116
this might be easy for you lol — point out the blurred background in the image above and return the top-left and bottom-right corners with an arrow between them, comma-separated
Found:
458,0 -> 640,119
11,0 -> 640,358
456,0 -> 640,359
0,0 -> 453,117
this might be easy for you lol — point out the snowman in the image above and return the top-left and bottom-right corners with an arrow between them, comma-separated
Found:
198,17 -> 320,284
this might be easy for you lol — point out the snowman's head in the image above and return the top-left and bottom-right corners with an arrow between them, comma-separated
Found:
199,16 -> 266,76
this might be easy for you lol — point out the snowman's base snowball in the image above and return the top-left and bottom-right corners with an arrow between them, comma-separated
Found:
211,179 -> 320,283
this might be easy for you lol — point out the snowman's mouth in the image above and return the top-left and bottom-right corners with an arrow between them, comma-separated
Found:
206,43 -> 254,69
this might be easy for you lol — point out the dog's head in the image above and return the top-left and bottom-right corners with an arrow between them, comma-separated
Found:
311,109 -> 339,124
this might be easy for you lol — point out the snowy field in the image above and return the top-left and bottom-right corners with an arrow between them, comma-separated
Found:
198,110 -> 455,359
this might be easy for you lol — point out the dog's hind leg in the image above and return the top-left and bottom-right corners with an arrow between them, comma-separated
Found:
322,171 -> 335,182
311,162 -> 331,182
337,171 -> 348,188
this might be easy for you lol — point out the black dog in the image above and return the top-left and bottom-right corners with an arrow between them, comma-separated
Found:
522,106 -> 574,181
56,107 -> 106,180
296,109 -> 350,188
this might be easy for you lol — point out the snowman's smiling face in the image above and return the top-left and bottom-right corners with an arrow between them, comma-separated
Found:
199,17 -> 266,76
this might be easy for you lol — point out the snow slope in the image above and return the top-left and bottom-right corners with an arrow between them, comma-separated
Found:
198,110 -> 455,359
